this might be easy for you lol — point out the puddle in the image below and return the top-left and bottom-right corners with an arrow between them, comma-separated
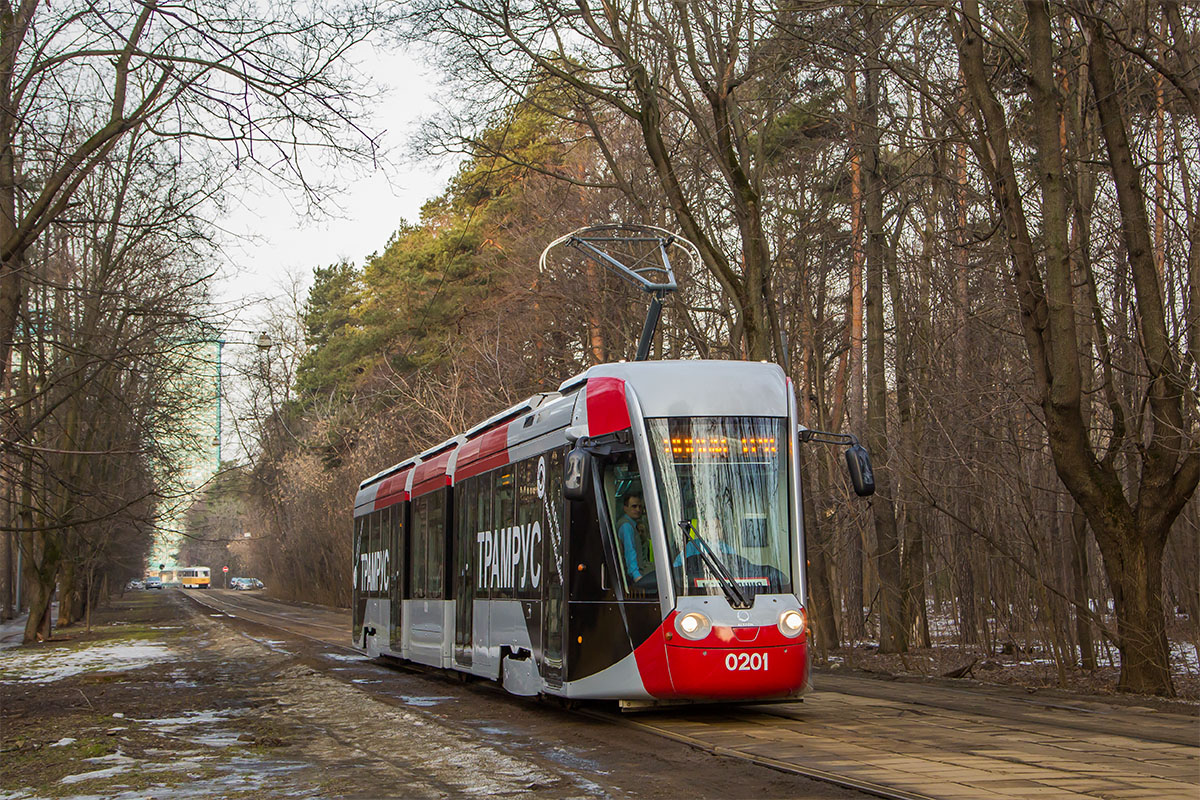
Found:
320,652 -> 364,663
570,776 -> 611,797
399,695 -> 453,707
545,746 -> 609,774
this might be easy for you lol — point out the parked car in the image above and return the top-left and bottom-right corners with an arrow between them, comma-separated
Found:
231,577 -> 263,591
125,579 -> 144,590
144,576 -> 163,589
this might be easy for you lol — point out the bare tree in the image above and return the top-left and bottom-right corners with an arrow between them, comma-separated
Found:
0,0 -> 387,406
950,0 -> 1198,694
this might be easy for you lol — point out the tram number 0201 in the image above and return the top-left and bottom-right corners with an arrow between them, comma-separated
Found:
725,652 -> 769,671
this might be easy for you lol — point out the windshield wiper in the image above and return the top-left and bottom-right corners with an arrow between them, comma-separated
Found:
678,520 -> 750,609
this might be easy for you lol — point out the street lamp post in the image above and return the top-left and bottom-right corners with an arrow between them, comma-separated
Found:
213,332 -> 274,467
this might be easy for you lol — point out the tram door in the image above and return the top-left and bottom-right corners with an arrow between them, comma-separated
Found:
540,450 -> 565,687
389,502 -> 405,652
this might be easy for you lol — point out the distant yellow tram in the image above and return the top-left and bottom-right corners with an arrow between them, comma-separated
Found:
177,567 -> 211,589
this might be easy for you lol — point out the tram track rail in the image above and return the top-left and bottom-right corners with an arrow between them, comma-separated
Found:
583,707 -> 936,800
180,589 -> 359,655
180,589 -> 1199,800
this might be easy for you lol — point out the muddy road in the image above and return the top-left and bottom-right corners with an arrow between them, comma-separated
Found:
1,592 -> 862,799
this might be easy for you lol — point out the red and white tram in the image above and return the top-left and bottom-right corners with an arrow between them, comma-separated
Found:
353,359 -> 869,707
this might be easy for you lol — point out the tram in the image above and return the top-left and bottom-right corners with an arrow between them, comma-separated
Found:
177,567 -> 211,589
352,359 -> 873,707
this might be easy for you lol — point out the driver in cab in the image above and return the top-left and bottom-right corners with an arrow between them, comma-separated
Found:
616,493 -> 653,585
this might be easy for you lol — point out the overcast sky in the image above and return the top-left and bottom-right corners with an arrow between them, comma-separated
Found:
213,45 -> 456,321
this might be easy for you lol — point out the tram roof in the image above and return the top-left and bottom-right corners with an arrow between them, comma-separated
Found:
571,359 -> 789,415
359,457 -> 418,491
358,359 -> 788,492
462,392 -> 558,440
416,435 -> 463,461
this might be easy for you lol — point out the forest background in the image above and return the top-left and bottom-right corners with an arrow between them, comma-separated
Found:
1,0 -> 1196,700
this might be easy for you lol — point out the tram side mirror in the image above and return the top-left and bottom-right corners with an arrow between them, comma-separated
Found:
845,443 -> 875,497
564,446 -> 591,501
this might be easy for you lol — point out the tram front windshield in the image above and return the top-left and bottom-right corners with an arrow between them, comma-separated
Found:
646,417 -> 792,602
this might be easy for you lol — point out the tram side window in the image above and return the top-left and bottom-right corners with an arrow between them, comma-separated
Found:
427,490 -> 445,600
514,458 -> 541,599
382,505 -> 394,595
411,496 -> 428,599
475,475 -> 493,597
388,504 -> 403,596
492,468 -> 516,598
457,481 -> 474,587
366,511 -> 377,597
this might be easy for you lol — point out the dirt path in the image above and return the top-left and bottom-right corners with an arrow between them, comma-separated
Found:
1,592 -> 862,799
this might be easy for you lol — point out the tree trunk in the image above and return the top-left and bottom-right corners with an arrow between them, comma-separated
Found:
21,529 -> 57,643
1070,506 -> 1096,670
845,68 -> 865,434
952,0 -> 1196,694
843,66 -> 866,640
57,558 -> 77,628
1097,525 -> 1172,694
862,1 -> 905,653
800,452 -> 840,652
950,79 -> 978,647
2,523 -> 12,620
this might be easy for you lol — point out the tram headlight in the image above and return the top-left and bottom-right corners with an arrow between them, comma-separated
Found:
778,608 -> 806,638
674,611 -> 712,641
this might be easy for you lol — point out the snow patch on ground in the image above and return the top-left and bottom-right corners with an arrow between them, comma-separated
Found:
135,709 -> 240,732
0,640 -> 173,683
1172,640 -> 1199,674
60,751 -> 139,785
